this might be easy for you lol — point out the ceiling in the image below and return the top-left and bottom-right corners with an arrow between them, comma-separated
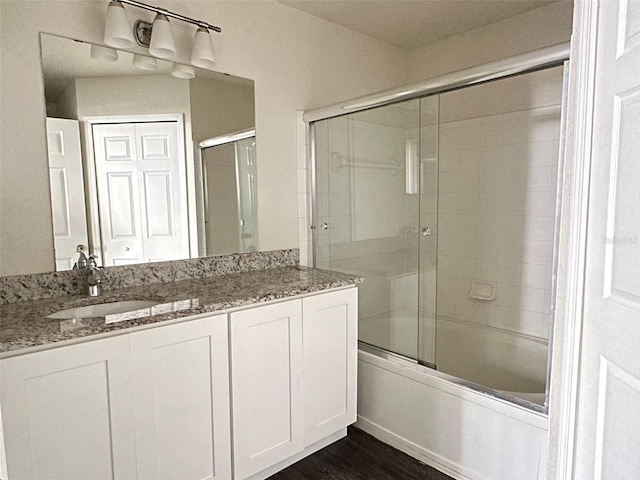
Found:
278,0 -> 561,50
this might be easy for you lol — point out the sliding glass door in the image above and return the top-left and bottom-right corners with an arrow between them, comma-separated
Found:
313,97 -> 438,362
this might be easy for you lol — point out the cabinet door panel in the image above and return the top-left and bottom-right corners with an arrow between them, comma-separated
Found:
0,336 -> 135,480
130,314 -> 231,480
303,288 -> 358,446
230,300 -> 303,479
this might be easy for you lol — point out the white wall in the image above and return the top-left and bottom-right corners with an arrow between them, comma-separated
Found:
74,75 -> 191,119
408,2 -> 574,81
189,76 -> 255,143
0,0 -> 407,276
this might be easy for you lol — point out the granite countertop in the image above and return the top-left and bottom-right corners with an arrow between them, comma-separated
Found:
0,266 -> 361,356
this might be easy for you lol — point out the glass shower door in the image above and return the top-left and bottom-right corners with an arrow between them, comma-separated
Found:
418,95 -> 439,366
313,98 -> 437,362
235,136 -> 258,252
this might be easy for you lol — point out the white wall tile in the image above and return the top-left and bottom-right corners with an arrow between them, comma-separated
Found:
297,143 -> 307,169
456,256 -> 476,278
520,287 -> 545,313
498,261 -> 522,285
297,168 -> 307,194
476,258 -> 498,281
438,255 -> 457,276
521,263 -> 547,289
476,236 -> 499,259
517,310 -> 546,338
456,235 -> 477,257
434,105 -> 560,342
523,215 -> 551,242
522,240 -> 548,265
438,234 -> 457,256
497,283 -> 521,309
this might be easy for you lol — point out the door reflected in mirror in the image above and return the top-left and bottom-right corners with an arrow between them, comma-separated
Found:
200,130 -> 258,256
40,33 -> 257,271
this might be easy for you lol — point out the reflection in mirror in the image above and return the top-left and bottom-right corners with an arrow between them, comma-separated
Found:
40,33 -> 256,271
199,130 -> 258,256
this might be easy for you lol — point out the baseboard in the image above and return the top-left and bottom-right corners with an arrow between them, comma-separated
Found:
355,416 -> 480,480
247,428 -> 347,480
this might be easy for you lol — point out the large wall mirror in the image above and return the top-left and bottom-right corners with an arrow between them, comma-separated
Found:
40,33 -> 257,271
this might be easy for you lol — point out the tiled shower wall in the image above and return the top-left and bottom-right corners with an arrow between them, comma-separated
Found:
436,105 -> 561,341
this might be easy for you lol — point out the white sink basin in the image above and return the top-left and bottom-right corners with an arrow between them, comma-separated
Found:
47,300 -> 160,320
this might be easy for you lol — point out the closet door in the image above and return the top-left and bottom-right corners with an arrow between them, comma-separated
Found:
135,122 -> 189,263
92,121 -> 189,266
92,123 -> 145,265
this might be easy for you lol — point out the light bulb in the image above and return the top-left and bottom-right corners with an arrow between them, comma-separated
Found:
149,13 -> 176,59
191,27 -> 215,69
104,0 -> 135,49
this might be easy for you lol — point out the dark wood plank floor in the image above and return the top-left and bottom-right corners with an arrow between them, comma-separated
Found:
269,427 -> 454,480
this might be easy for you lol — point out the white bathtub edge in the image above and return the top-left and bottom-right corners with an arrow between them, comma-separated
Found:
358,349 -> 549,428
357,350 -> 550,480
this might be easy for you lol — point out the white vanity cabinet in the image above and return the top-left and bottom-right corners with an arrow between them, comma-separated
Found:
0,312 -> 230,480
129,314 -> 231,480
230,300 -> 304,479
0,335 -> 137,479
0,286 -> 358,480
302,288 -> 357,446
229,287 -> 358,480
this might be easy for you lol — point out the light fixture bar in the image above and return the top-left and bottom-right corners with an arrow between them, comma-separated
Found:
118,0 -> 221,33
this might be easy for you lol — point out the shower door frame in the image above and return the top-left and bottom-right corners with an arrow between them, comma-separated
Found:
307,43 -> 570,414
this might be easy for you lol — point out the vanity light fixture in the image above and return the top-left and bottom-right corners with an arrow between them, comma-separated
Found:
102,0 -> 221,68
148,13 -> 176,59
90,44 -> 119,62
171,63 -> 195,79
104,0 -> 136,49
132,53 -> 157,70
191,26 -> 216,68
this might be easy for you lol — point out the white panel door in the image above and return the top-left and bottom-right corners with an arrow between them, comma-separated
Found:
135,122 -> 190,263
92,121 -> 189,266
130,314 -> 231,480
0,336 -> 136,480
230,300 -> 304,480
302,288 -> 358,446
46,117 -> 88,270
92,123 -> 144,265
573,0 -> 640,478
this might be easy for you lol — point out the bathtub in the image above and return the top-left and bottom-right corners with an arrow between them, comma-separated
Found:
356,346 -> 549,480
434,315 -> 549,408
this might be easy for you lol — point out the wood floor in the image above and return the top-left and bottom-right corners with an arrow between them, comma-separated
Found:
269,427 -> 454,480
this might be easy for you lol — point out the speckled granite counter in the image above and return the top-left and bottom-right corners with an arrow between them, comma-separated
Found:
0,266 -> 361,356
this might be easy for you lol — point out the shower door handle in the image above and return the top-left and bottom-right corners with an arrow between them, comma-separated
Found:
421,227 -> 431,237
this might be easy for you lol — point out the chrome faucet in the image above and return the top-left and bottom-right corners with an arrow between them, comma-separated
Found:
87,255 -> 103,297
73,244 -> 89,269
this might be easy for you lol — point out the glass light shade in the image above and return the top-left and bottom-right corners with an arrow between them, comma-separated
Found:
132,54 -> 158,70
149,14 -> 176,59
190,27 -> 215,69
171,64 -> 196,79
90,44 -> 119,62
104,0 -> 135,49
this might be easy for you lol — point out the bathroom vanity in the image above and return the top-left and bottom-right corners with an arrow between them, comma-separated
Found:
0,261 -> 359,480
